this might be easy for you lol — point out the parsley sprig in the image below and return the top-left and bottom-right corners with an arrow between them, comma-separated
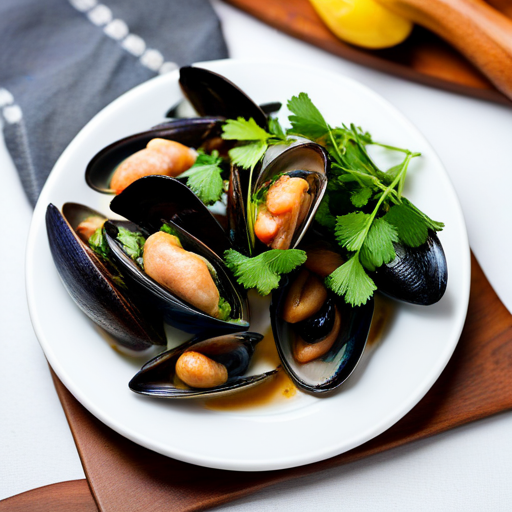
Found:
180,150 -> 225,206
224,248 -> 306,296
286,93 -> 444,306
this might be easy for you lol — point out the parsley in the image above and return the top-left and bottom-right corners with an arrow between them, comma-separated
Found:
217,297 -> 232,321
89,227 -> 110,261
180,150 -> 224,205
224,248 -> 307,296
160,223 -> 181,240
117,227 -> 146,268
286,93 -> 444,306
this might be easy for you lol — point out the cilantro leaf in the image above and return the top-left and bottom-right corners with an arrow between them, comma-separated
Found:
224,248 -> 307,296
326,255 -> 377,306
287,93 -> 330,139
351,187 -> 373,208
268,117 -> 285,138
228,141 -> 268,170
180,151 -> 224,205
384,203 -> 430,247
89,227 -> 110,260
222,117 -> 270,141
359,218 -> 398,271
117,227 -> 146,261
334,212 -> 370,252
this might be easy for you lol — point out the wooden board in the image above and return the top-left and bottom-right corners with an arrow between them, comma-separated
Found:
3,253 -> 512,511
222,0 -> 512,106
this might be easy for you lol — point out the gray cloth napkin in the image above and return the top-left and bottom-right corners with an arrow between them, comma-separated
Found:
0,0 -> 228,206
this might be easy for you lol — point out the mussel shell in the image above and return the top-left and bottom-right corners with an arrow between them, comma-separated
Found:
103,219 -> 250,335
254,143 -> 329,252
179,66 -> 268,128
129,332 -> 277,398
46,203 -> 166,350
372,232 -> 448,305
271,273 -> 374,394
110,175 -> 230,258
85,117 -> 222,194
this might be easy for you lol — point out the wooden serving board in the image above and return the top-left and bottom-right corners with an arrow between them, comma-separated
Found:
222,0 -> 512,106
3,253 -> 512,511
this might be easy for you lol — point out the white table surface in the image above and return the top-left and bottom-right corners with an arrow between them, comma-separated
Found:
1,1 -> 512,510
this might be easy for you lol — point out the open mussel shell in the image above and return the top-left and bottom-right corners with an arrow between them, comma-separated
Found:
103,219 -> 249,335
271,272 -> 374,394
110,175 -> 230,258
179,66 -> 268,128
85,117 -> 223,194
252,142 -> 329,254
129,332 -> 277,398
372,232 -> 448,305
45,203 -> 166,350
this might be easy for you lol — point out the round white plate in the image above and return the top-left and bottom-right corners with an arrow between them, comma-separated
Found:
26,59 -> 470,472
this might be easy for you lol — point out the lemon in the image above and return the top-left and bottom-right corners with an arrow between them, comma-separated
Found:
310,0 -> 413,49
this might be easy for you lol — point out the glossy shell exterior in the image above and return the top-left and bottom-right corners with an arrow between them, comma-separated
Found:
271,272 -> 374,394
129,332 -> 277,398
179,66 -> 268,128
45,203 -> 166,350
85,117 -> 223,194
373,233 -> 448,305
103,218 -> 249,335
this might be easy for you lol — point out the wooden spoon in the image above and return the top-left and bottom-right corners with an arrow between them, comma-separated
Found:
377,0 -> 512,99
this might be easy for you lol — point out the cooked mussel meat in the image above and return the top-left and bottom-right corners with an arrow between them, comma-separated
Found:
129,332 -> 277,398
271,266 -> 373,394
46,203 -> 166,350
85,117 -> 224,194
103,218 -> 249,335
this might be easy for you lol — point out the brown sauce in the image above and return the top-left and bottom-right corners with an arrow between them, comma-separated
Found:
205,329 -> 297,411
367,294 -> 395,347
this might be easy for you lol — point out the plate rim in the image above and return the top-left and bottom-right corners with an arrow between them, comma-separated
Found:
26,58 -> 471,471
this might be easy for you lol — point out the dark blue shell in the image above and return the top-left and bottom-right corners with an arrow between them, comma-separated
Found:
45,203 -> 166,351
129,332 -> 277,399
271,272 -> 374,394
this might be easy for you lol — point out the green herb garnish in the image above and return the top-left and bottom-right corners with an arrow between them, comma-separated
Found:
224,248 -> 307,296
88,227 -> 110,260
217,297 -> 232,321
180,150 -> 225,205
117,226 -> 146,268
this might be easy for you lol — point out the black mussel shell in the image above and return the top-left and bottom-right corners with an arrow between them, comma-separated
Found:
85,117 -> 222,194
166,99 -> 282,119
46,203 -> 166,350
110,175 -> 230,258
129,332 -> 277,398
271,272 -> 374,394
103,219 -> 249,335
179,66 -> 268,128
372,232 -> 447,305
227,165 -> 251,254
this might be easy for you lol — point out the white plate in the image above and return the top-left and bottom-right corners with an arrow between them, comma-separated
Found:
26,59 -> 470,472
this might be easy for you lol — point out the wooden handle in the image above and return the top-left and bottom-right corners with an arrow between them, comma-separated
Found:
377,0 -> 512,100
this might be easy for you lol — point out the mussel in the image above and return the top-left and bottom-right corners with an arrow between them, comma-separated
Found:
103,181 -> 250,334
373,232 -> 447,305
271,268 -> 374,394
46,203 -> 166,350
228,142 -> 329,255
129,332 -> 277,398
85,117 -> 224,195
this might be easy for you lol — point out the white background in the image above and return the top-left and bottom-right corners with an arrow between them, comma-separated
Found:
1,1 -> 512,509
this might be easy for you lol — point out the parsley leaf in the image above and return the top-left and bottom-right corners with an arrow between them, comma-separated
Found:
315,196 -> 336,231
335,212 -> 370,252
222,117 -> 270,141
351,187 -> 373,207
359,218 -> 398,271
89,227 -> 110,260
325,255 -> 377,307
228,141 -> 268,170
117,227 -> 146,262
384,203 -> 430,247
287,93 -> 330,139
224,248 -> 307,296
180,151 -> 224,205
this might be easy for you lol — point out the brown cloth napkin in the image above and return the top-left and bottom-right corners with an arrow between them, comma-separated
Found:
37,254 -> 512,511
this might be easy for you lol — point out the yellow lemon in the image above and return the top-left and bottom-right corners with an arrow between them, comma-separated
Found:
310,0 -> 413,49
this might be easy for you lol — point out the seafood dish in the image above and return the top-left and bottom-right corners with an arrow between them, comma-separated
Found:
46,66 -> 448,401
